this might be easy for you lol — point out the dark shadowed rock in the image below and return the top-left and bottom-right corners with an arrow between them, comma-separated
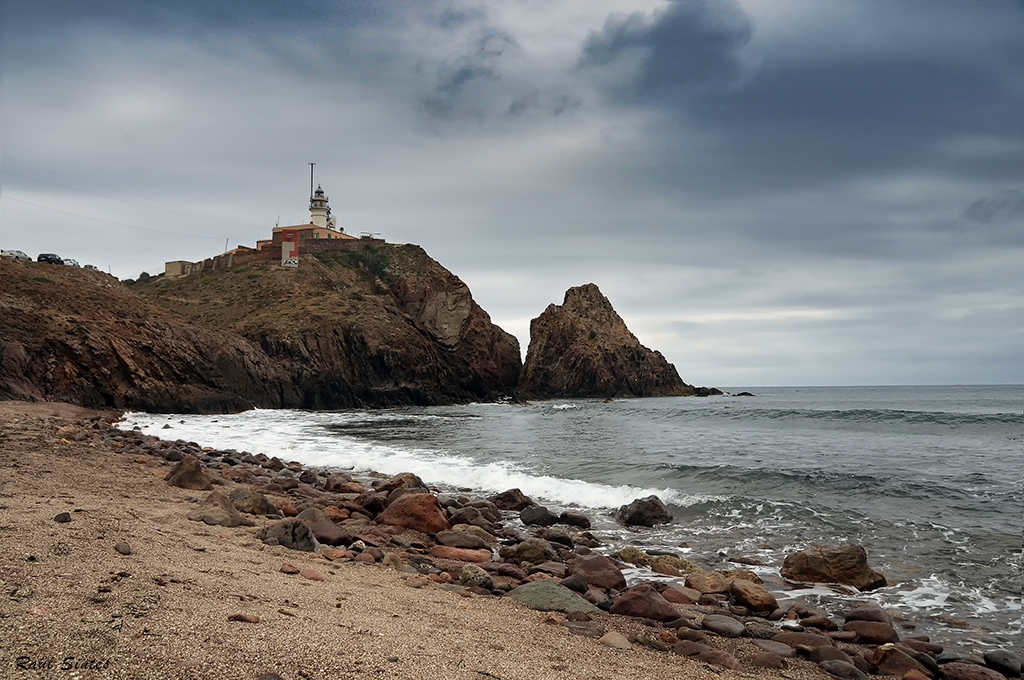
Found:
518,284 -> 695,399
507,580 -> 600,614
614,495 -> 672,527
558,510 -> 591,528
165,455 -> 212,490
781,545 -> 887,591
984,650 -> 1021,678
520,504 -> 558,526
488,488 -> 533,511
257,519 -> 317,551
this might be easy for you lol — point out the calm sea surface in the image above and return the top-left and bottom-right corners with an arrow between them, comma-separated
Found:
123,385 -> 1022,654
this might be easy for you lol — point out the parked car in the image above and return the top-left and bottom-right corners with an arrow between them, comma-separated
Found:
1,249 -> 32,261
37,253 -> 64,264
63,258 -> 80,267
83,264 -> 98,270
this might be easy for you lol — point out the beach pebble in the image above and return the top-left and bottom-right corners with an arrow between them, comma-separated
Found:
753,640 -> 797,657
227,613 -> 260,623
731,578 -> 778,612
558,510 -> 591,528
598,631 -> 631,649
280,563 -> 300,574
819,659 -> 869,680
609,585 -> 681,622
114,542 -> 132,556
54,512 -> 72,523
459,565 -> 494,590
749,652 -> 786,669
702,614 -> 747,638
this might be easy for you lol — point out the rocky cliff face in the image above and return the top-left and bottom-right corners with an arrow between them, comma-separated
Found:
518,284 -> 694,399
0,245 -> 521,412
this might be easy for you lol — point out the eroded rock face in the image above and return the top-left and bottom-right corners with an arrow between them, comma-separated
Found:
518,284 -> 696,399
781,544 -> 888,591
0,247 -> 521,413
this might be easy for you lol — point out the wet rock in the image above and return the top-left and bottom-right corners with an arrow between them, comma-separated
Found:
377,493 -> 449,534
731,578 -> 778,612
376,472 -> 425,496
499,538 -> 559,564
984,650 -> 1021,678
903,639 -> 944,655
323,473 -> 354,492
540,526 -> 573,548
702,614 -> 747,638
939,663 -> 1008,680
802,615 -> 839,631
614,495 -> 672,527
488,488 -> 534,511
685,571 -> 731,594
230,488 -> 277,516
568,554 -> 626,591
872,644 -> 929,677
819,659 -> 869,680
435,530 -> 489,550
842,605 -> 891,623
781,544 -> 887,591
257,520 -> 317,551
164,455 -> 213,490
507,579 -> 601,614
187,490 -> 254,528
558,511 -> 591,528
843,619 -> 899,644
520,504 -> 558,526
609,585 -> 680,622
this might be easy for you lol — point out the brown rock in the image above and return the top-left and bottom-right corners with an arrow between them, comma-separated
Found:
844,619 -> 899,644
164,455 -> 212,490
324,505 -> 349,523
488,488 -> 534,511
685,570 -> 731,594
230,488 -> 277,516
227,613 -> 260,623
518,284 -> 695,399
781,544 -> 887,591
299,569 -> 323,582
375,472 -> 425,496
304,519 -> 354,547
272,498 -> 298,517
662,586 -> 699,605
871,645 -> 929,677
772,631 -> 835,648
696,649 -> 742,670
749,652 -> 786,669
569,554 -> 627,591
376,493 -> 449,534
435,530 -> 489,550
321,548 -> 353,561
731,577 -> 778,612
187,490 -> 254,528
609,585 -> 680,622
280,563 -> 300,574
428,546 -> 492,563
353,552 -> 376,564
499,538 -> 559,564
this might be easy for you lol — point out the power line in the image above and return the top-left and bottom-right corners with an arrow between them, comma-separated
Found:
2,195 -> 230,240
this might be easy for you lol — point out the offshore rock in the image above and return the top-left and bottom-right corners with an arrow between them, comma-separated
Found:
781,544 -> 887,591
518,284 -> 695,399
615,495 -> 673,527
0,246 -> 521,412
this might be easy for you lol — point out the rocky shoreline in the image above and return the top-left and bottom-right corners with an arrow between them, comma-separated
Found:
1,401 -> 1019,680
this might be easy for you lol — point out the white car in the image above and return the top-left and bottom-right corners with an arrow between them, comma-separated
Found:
63,258 -> 80,267
1,249 -> 32,261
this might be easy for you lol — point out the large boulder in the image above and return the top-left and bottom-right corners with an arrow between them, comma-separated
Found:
608,585 -> 680,622
614,495 -> 672,527
165,455 -> 212,490
518,284 -> 696,399
507,580 -> 600,614
781,545 -> 887,591
376,493 -> 449,534
568,554 -> 626,591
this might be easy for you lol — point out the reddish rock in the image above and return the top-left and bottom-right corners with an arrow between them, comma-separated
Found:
164,455 -> 212,490
844,619 -> 899,644
903,670 -> 932,680
488,488 -> 533,511
781,544 -> 887,591
299,569 -> 323,582
749,652 -> 786,669
376,472 -> 425,496
772,631 -> 835,648
871,645 -> 930,677
609,585 -> 680,622
227,613 -> 260,623
304,519 -> 354,547
936,663 -> 1007,680
428,546 -> 492,563
321,548 -> 354,561
569,554 -> 627,591
662,586 -> 699,605
376,493 -> 449,534
685,571 -> 731,594
280,563 -> 300,574
272,498 -> 298,517
353,552 -> 376,564
324,505 -> 350,523
696,649 -> 742,670
902,639 -> 943,655
731,578 -> 778,612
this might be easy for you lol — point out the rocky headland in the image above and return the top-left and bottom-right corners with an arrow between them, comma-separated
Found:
519,284 -> 703,399
2,401 -> 1017,680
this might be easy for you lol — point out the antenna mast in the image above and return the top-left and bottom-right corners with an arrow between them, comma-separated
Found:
309,162 -> 315,201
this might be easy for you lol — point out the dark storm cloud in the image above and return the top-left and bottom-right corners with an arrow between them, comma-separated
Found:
420,28 -> 519,120
576,0 -> 1024,195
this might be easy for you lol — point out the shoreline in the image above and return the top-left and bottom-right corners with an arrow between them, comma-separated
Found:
0,401 -> 1017,680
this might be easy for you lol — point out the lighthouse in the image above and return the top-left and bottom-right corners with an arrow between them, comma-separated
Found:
309,185 -> 336,229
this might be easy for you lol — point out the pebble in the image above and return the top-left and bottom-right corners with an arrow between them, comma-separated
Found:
599,631 -> 632,649
54,512 -> 72,523
114,542 -> 132,555
227,613 -> 260,623
299,569 -> 323,581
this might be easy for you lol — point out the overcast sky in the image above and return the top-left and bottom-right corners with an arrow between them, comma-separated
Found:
2,0 -> 1021,387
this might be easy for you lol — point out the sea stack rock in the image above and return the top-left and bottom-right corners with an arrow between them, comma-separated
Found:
518,284 -> 695,399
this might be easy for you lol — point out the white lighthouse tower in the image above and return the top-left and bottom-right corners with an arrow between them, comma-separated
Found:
309,185 -> 336,229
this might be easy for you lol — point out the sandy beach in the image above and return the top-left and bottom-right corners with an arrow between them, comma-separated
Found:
0,401 -> 970,680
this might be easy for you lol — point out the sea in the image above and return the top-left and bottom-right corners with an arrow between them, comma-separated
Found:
121,384 -> 1022,655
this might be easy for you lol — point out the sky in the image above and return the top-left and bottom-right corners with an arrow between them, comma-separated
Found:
2,0 -> 1021,387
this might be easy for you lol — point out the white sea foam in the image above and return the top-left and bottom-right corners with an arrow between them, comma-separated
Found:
120,410 -> 705,510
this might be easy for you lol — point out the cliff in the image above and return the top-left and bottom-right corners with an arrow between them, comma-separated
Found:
518,283 -> 695,399
0,244 -> 521,412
